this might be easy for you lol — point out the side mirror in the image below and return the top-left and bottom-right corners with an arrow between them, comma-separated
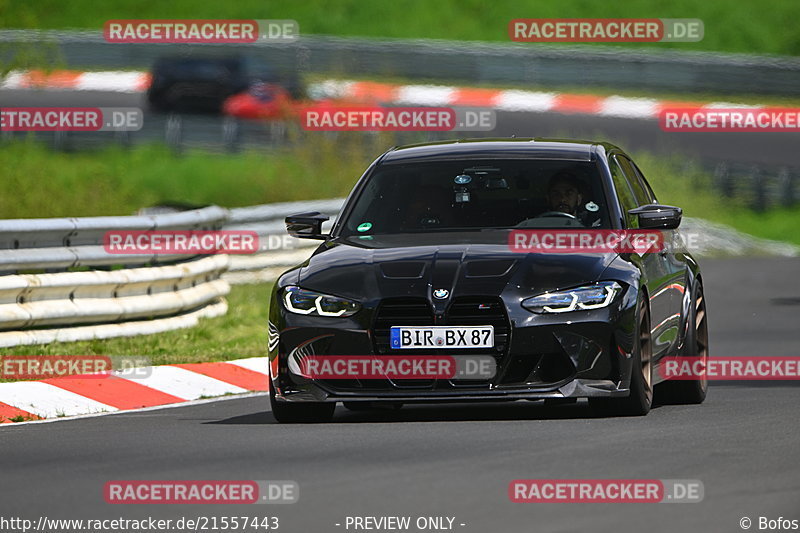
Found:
285,212 -> 330,239
628,204 -> 682,229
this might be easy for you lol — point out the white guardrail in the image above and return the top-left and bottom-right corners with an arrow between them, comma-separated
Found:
0,199 -> 345,348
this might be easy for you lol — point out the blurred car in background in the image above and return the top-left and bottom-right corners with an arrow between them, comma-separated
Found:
147,55 -> 303,113
223,87 -> 360,122
222,82 -> 296,120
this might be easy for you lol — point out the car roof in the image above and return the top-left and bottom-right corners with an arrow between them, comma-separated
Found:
379,138 -> 621,164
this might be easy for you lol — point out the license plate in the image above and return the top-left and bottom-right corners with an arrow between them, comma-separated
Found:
390,326 -> 494,349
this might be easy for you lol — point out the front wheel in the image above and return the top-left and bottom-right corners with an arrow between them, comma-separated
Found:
269,380 -> 335,423
656,281 -> 709,404
590,298 -> 653,417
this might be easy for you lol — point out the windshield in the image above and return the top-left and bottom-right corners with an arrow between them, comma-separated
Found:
339,158 -> 611,237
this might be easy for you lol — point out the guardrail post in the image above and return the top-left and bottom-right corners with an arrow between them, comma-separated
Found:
165,114 -> 183,154
270,120 -> 287,145
750,165 -> 766,212
692,167 -> 704,190
366,131 -> 380,154
681,160 -> 700,189
714,163 -> 733,198
114,129 -> 132,149
778,168 -> 795,207
222,117 -> 240,153
53,130 -> 68,152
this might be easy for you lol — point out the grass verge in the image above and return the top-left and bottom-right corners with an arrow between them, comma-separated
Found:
0,136 -> 371,217
2,0 -> 800,56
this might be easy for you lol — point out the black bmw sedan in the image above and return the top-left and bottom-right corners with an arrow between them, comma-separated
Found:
268,138 -> 708,422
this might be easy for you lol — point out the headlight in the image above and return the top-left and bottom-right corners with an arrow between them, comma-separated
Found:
282,286 -> 360,317
522,281 -> 623,314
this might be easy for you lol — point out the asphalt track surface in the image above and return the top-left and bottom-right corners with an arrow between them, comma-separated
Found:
3,88 -> 800,167
0,257 -> 798,532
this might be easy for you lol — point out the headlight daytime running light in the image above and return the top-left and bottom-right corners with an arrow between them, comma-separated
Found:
522,281 -> 623,314
282,286 -> 360,317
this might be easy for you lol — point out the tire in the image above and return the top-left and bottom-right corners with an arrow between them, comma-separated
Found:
656,281 -> 709,405
590,298 -> 653,417
269,379 -> 335,423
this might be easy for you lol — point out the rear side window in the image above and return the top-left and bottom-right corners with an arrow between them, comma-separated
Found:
609,158 -> 639,228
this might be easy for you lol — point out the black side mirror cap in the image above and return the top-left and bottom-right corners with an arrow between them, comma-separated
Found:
628,204 -> 682,230
285,212 -> 330,239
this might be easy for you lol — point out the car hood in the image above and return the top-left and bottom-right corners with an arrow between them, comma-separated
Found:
291,233 -> 618,304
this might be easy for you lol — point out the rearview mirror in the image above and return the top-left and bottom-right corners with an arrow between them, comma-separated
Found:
285,212 -> 330,239
628,204 -> 682,229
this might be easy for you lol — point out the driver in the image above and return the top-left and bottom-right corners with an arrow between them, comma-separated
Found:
545,172 -> 602,227
547,172 -> 583,215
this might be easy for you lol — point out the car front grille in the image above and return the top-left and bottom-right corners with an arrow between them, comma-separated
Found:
323,296 -> 508,392
313,296 -> 582,395
372,296 -> 509,355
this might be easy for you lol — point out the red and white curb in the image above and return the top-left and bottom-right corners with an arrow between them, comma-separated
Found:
311,79 -> 758,119
1,69 -> 760,120
0,357 -> 268,423
1,70 -> 151,93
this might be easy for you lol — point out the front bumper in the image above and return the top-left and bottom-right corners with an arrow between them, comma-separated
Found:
276,379 -> 629,403
270,290 -> 639,404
